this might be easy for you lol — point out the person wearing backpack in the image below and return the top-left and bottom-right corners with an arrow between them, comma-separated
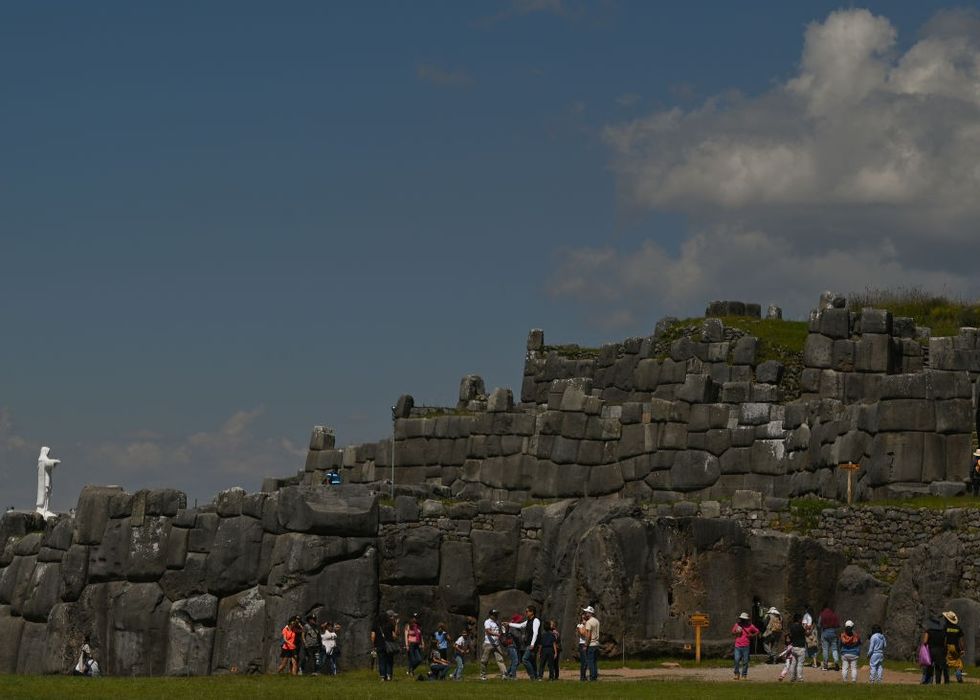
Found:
839,620 -> 861,683
300,615 -> 320,675
762,607 -> 783,664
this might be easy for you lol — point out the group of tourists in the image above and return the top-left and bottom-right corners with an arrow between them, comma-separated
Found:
368,604 -> 598,682
920,610 -> 967,684
733,603 -> 967,685
732,603 -> 886,683
277,614 -> 342,676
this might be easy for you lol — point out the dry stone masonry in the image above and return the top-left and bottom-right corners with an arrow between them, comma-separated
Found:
307,294 -> 978,503
2,292 -> 980,674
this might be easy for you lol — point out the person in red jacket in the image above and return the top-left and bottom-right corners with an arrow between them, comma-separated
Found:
277,616 -> 301,675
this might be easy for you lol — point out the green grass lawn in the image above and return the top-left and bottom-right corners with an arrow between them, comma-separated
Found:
1,665 -> 975,700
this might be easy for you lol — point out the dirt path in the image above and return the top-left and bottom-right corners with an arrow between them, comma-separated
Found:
577,663 -> 963,685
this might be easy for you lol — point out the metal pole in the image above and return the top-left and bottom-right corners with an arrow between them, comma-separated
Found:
390,410 -> 396,500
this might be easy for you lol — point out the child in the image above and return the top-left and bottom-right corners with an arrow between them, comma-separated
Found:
867,624 -> 886,684
804,619 -> 819,667
451,628 -> 469,680
540,619 -> 561,680
839,621 -> 861,683
433,622 -> 450,661
776,637 -> 794,681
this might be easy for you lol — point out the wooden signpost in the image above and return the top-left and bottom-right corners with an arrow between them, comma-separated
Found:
839,462 -> 860,505
688,612 -> 710,663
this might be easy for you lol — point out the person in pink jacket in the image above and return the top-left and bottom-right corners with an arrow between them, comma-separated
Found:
732,612 -> 760,680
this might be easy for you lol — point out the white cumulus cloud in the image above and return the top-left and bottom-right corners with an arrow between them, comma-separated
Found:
552,8 -> 980,325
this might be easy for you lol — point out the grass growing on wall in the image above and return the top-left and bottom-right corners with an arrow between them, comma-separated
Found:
849,286 -> 980,338
856,494 -> 980,510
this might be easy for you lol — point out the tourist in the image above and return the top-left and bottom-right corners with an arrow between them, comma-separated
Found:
582,605 -> 600,681
942,611 -> 964,683
762,607 -> 783,664
786,612 -> 806,681
320,620 -> 338,675
839,620 -> 861,683
731,612 -> 759,680
276,616 -> 300,675
921,615 -> 947,684
867,624 -> 886,683
576,611 -> 588,681
300,614 -> 320,675
451,627 -> 470,680
971,449 -> 980,496
433,622 -> 450,663
818,603 -> 840,670
804,618 -> 819,668
508,605 -> 542,680
72,642 -> 100,677
331,623 -> 342,674
479,608 -> 508,680
371,609 -> 399,681
428,644 -> 451,680
502,615 -> 521,678
540,619 -> 561,680
404,613 -> 425,676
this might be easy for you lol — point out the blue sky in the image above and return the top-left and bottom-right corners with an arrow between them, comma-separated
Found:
2,1 -> 977,509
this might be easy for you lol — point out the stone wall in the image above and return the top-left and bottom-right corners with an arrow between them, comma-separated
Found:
305,300 -> 978,503
2,483 -> 979,674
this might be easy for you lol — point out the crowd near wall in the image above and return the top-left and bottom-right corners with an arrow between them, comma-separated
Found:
3,293 -> 980,675
1,484 -> 978,675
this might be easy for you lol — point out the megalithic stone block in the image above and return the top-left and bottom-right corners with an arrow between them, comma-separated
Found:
393,394 -> 415,419
458,375 -> 486,405
309,426 -> 336,451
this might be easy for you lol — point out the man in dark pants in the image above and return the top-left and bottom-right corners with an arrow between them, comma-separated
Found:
508,605 -> 542,679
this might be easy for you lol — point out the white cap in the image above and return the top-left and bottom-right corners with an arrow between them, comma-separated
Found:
582,606 -> 595,614
767,607 -> 780,615
845,620 -> 854,627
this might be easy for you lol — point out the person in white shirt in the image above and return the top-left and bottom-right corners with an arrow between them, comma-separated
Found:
452,629 -> 470,680
507,605 -> 542,679
320,622 -> 338,675
479,609 -> 508,680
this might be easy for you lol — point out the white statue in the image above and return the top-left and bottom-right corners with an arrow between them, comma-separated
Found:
36,446 -> 60,519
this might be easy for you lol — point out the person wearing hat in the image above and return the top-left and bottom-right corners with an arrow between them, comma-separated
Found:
581,606 -> 600,681
480,608 -> 508,680
839,620 -> 861,682
731,612 -> 760,680
971,450 -> 980,496
942,611 -> 965,683
762,607 -> 783,664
